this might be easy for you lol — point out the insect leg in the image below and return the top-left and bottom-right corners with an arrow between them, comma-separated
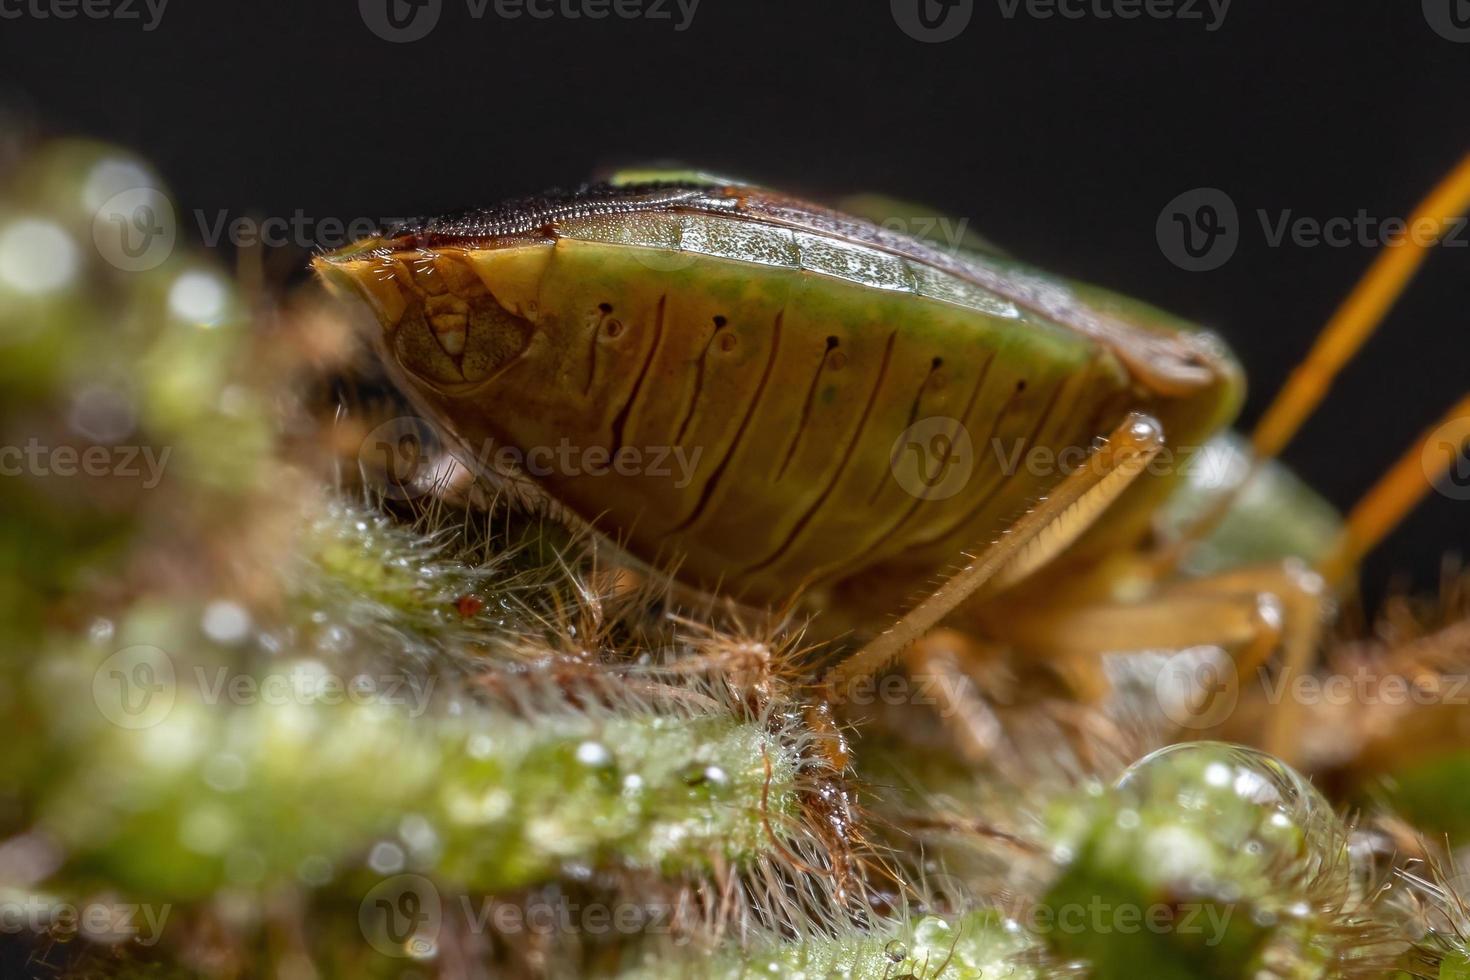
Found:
821,413 -> 1164,700
1004,560 -> 1328,760
899,628 -> 1020,774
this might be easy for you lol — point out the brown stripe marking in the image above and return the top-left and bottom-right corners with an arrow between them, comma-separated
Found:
775,335 -> 839,482
671,311 -> 784,534
673,315 -> 729,448
743,331 -> 898,576
910,373 -> 1070,555
609,294 -> 666,456
839,350 -> 997,572
866,354 -> 948,505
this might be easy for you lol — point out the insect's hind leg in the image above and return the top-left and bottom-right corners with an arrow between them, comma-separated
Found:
899,629 -> 1020,773
1002,559 -> 1329,761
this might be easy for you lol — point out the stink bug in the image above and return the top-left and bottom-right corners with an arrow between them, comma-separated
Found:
316,161 -> 1470,762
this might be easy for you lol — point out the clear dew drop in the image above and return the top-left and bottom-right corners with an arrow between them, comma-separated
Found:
203,752 -> 248,792
88,618 -> 115,645
367,840 -> 405,874
681,763 -> 730,789
297,854 -> 333,886
575,740 -> 612,768
68,384 -> 137,443
81,157 -> 156,211
201,600 -> 252,645
167,269 -> 229,326
0,218 -> 78,295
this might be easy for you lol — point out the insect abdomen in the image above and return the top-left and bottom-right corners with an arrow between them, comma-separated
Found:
472,229 -> 1137,601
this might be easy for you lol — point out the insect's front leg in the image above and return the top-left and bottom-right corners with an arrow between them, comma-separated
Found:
820,413 -> 1166,704
808,412 -> 1166,770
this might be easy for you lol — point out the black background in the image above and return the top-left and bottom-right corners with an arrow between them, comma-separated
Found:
1,0 -> 1466,601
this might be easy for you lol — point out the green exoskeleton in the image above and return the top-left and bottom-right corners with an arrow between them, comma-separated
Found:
316,160 -> 1470,763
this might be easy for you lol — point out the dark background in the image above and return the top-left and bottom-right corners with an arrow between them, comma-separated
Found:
1,0 -> 1466,601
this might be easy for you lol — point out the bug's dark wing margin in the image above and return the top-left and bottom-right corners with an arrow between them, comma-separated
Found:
373,181 -> 1232,398
378,182 -> 736,242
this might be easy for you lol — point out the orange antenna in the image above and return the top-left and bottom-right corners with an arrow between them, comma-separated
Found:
1163,154 -> 1470,571
1252,154 -> 1470,459
1318,393 -> 1470,587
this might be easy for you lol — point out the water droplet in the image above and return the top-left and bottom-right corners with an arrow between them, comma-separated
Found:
368,840 -> 405,874
1115,741 -> 1347,887
298,854 -> 333,886
203,753 -> 248,792
575,741 -> 612,768
167,269 -> 229,326
202,600 -> 252,645
399,814 -> 440,856
68,384 -> 137,443
0,219 -> 77,295
88,618 -> 115,645
883,939 -> 908,963
684,763 -> 729,789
